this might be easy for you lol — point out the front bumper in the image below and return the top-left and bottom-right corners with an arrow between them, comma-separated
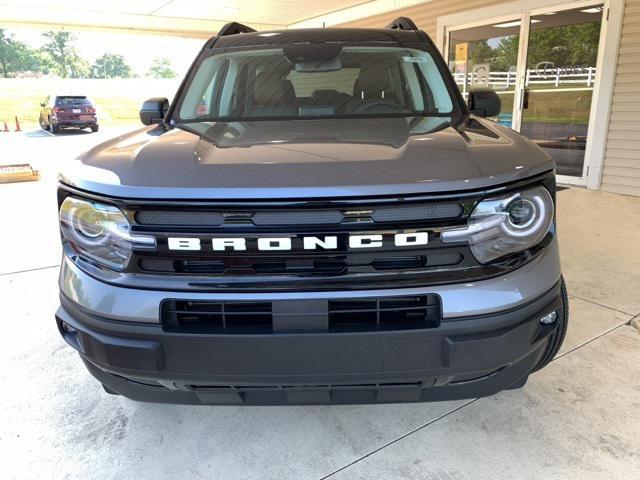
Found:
56,274 -> 563,405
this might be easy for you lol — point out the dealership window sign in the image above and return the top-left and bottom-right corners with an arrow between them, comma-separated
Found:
454,42 -> 468,74
472,63 -> 491,87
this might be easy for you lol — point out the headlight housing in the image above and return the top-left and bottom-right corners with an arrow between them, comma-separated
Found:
59,197 -> 155,271
441,186 -> 554,264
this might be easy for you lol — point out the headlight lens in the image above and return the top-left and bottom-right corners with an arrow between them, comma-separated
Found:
441,186 -> 554,264
59,197 -> 155,271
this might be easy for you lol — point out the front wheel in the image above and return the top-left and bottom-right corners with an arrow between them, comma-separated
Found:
531,277 -> 569,372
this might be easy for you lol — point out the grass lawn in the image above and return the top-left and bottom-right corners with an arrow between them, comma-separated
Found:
0,95 -> 140,129
490,89 -> 592,124
0,78 -> 179,130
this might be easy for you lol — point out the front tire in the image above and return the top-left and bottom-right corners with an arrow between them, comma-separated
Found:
532,277 -> 569,372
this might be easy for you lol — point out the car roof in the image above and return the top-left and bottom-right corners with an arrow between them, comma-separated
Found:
212,28 -> 423,48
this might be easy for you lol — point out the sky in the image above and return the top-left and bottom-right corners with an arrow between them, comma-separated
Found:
7,27 -> 205,77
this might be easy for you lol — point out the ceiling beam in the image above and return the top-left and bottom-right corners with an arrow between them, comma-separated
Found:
0,4 -> 284,38
289,0 -> 431,28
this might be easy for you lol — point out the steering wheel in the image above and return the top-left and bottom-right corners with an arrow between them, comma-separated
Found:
350,98 -> 404,115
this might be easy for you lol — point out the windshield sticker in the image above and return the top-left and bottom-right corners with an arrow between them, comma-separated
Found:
404,56 -> 429,63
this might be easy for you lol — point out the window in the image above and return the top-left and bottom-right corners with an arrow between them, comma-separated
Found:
56,96 -> 92,106
178,45 -> 454,121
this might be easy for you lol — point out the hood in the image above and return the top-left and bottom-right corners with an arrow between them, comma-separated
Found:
60,116 -> 554,200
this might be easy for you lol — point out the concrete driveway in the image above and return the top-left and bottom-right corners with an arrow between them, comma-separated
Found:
1,128 -> 639,479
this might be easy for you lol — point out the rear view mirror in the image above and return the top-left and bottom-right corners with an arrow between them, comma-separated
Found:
140,97 -> 169,125
295,58 -> 342,73
468,88 -> 501,118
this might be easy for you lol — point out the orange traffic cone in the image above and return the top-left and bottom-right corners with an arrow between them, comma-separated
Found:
2,121 -> 8,132
14,116 -> 21,132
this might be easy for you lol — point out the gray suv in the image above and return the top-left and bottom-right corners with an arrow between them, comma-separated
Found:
55,18 -> 567,405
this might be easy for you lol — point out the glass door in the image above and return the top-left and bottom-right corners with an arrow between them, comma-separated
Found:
447,20 -> 520,127
520,6 -> 604,178
446,4 -> 605,181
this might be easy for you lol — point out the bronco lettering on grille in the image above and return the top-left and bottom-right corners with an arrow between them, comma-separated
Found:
167,233 -> 428,251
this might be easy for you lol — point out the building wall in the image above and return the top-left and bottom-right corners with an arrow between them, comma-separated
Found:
601,0 -> 640,196
340,0 -> 640,196
338,0 -> 509,41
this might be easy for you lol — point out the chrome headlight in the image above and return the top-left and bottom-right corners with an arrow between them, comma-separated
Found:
441,186 -> 554,264
59,197 -> 155,271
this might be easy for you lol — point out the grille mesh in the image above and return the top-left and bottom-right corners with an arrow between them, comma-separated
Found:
133,202 -> 463,226
252,210 -> 344,226
371,203 -> 463,222
136,210 -> 224,226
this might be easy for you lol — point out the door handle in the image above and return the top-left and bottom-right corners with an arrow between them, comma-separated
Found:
520,88 -> 530,110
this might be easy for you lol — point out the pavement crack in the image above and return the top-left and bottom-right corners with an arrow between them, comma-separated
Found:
567,294 -> 636,317
319,399 -> 477,479
553,322 -> 630,361
321,321 -> 636,479
0,264 -> 60,276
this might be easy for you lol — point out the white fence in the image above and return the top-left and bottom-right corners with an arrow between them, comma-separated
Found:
453,67 -> 597,90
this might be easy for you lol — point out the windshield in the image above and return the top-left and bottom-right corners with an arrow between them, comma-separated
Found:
177,45 -> 455,122
56,96 -> 91,106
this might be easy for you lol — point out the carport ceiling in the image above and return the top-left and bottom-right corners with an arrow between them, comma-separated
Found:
0,0 -> 426,37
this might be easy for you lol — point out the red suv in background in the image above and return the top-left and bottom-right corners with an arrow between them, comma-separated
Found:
39,95 -> 99,134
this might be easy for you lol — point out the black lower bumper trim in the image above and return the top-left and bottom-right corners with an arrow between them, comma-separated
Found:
57,280 -> 563,405
81,353 -> 537,405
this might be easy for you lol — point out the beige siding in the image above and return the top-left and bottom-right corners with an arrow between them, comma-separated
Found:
602,0 -> 640,196
337,0 -> 510,40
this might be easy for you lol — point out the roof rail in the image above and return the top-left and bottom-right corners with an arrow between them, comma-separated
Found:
217,22 -> 257,36
385,17 -> 418,31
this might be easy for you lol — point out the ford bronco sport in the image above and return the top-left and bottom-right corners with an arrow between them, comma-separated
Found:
55,18 -> 567,405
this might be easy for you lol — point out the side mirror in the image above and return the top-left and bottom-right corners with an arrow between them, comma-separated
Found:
139,97 -> 169,125
40,102 -> 46,107
468,88 -> 501,118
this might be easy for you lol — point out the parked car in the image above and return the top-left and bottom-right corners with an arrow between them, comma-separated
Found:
39,95 -> 99,133
55,18 -> 567,405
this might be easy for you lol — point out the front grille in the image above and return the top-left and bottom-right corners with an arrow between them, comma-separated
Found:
133,202 -> 463,227
125,195 -> 488,291
162,295 -> 441,334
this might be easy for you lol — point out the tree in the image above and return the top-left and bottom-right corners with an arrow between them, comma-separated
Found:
468,41 -> 495,67
147,57 -> 177,78
493,35 -> 520,72
525,22 -> 601,69
91,53 -> 132,78
41,30 -> 87,78
0,28 -> 41,77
